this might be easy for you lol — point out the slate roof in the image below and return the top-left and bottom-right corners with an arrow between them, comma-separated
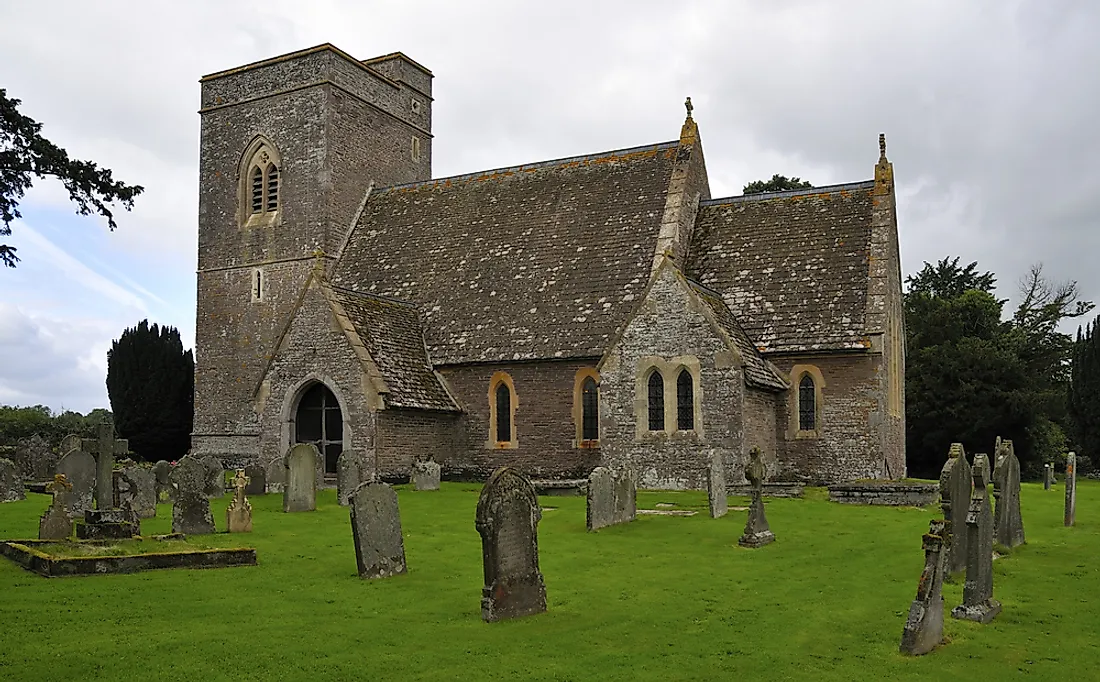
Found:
329,286 -> 458,411
332,142 -> 679,364
687,280 -> 788,391
687,181 -> 876,353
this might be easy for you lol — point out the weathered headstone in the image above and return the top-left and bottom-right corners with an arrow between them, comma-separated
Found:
81,422 -> 128,509
739,448 -> 775,548
1065,451 -> 1077,527
992,438 -> 1025,548
337,450 -> 362,505
475,467 -> 547,622
349,482 -> 407,579
412,458 -> 441,492
1043,463 -> 1053,491
265,457 -> 286,493
707,452 -> 728,519
951,454 -> 1001,623
153,460 -> 173,501
13,434 -> 56,482
38,475 -> 74,540
202,456 -> 224,498
613,468 -> 637,523
170,456 -> 216,534
59,434 -> 82,456
938,442 -> 972,576
117,465 -> 158,519
899,519 -> 948,656
226,470 -> 253,533
55,447 -> 95,516
586,467 -> 636,531
244,464 -> 266,496
0,458 -> 25,503
283,444 -> 319,512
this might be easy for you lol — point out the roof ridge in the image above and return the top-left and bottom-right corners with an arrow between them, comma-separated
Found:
702,180 -> 874,206
375,140 -> 680,193
329,284 -> 420,309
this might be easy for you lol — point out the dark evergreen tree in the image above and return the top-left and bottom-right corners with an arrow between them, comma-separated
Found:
106,320 -> 194,461
742,174 -> 813,195
1070,318 -> 1100,460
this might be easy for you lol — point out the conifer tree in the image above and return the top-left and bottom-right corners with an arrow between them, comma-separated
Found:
1069,318 -> 1100,459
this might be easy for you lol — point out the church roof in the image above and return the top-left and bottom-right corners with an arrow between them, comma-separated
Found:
332,142 -> 679,365
687,280 -> 788,390
687,181 -> 876,353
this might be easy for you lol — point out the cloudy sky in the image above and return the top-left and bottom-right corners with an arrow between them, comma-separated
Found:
1,0 -> 1098,413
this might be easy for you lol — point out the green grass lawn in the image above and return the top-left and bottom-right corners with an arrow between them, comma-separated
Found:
0,481 -> 1096,681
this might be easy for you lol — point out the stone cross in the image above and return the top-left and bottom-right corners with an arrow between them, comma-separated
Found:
1065,451 -> 1077,527
738,448 -> 775,548
349,482 -> 407,579
950,454 -> 1001,623
476,467 -> 547,622
81,422 -> 128,509
992,439 -> 1025,548
938,443 -> 972,577
899,519 -> 948,656
226,469 -> 253,533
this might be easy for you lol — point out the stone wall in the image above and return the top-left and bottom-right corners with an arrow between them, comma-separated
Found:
827,482 -> 937,506
375,408 -> 460,480
743,388 -> 779,481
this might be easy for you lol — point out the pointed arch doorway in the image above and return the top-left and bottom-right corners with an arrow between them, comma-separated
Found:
294,382 -> 343,475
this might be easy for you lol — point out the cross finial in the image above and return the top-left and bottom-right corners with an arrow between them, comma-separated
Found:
685,97 -> 694,119
879,133 -> 886,160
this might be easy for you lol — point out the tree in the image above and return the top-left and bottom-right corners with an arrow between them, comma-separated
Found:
0,88 -> 143,267
742,174 -> 813,195
1069,318 -> 1100,462
106,320 -> 194,461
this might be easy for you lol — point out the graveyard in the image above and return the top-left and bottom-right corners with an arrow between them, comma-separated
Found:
1,478 -> 1097,681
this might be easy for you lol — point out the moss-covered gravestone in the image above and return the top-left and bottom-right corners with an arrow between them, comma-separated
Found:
707,452 -> 727,519
586,467 -> 636,532
38,475 -> 74,540
476,467 -> 547,622
243,464 -> 266,496
899,520 -> 948,655
283,444 -> 318,513
738,448 -> 775,548
117,465 -> 157,519
951,454 -> 1001,623
0,458 -> 24,503
56,448 -> 95,517
349,482 -> 407,579
337,450 -> 363,506
938,443 -> 971,576
171,456 -> 216,534
411,458 -> 440,491
992,438 -> 1025,549
1065,451 -> 1077,527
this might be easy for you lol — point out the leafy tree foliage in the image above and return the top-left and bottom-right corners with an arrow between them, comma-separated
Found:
0,88 -> 143,267
905,258 -> 1090,479
742,174 -> 813,195
1070,318 -> 1100,462
106,320 -> 194,461
0,405 -> 107,447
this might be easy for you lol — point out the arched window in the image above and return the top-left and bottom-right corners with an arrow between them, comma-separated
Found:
581,377 -> 599,442
676,369 -> 694,431
647,371 -> 664,431
295,382 -> 342,474
251,268 -> 264,302
240,139 -> 281,226
799,375 -> 816,431
495,383 -> 512,443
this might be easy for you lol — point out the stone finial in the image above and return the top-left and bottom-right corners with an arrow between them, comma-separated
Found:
879,133 -> 886,160
679,98 -> 699,146
685,96 -> 693,119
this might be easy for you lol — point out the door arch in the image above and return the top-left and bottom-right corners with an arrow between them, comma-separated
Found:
294,382 -> 343,474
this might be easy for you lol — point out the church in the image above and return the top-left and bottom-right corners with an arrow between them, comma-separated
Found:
190,44 -> 905,488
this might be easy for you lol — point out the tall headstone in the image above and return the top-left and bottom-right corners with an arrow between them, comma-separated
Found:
265,457 -> 286,493
899,519 -> 948,656
951,454 -> 1002,623
349,482 -> 408,579
738,448 -> 775,548
81,422 -> 128,510
938,443 -> 972,576
337,450 -> 362,506
411,458 -> 441,491
586,467 -> 638,531
707,452 -> 728,519
202,456 -> 224,498
0,458 -> 25,503
992,438 -> 1025,548
475,467 -> 547,622
170,456 -> 216,534
1043,464 -> 1053,491
153,460 -> 173,501
117,465 -> 157,519
38,475 -> 74,540
1065,451 -> 1077,527
55,447 -> 95,516
283,444 -> 319,512
243,463 -> 266,496
226,470 -> 253,533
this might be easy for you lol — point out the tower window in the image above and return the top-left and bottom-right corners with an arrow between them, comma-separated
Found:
647,371 -> 664,431
676,369 -> 694,431
251,268 -> 264,302
240,139 -> 281,226
411,136 -> 421,162
799,375 -> 816,431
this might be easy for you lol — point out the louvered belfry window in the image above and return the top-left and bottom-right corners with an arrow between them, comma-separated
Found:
676,370 -> 694,431
647,371 -> 664,431
581,377 -> 599,441
495,383 -> 512,443
250,166 -> 264,214
265,164 -> 279,212
245,144 -> 280,219
799,375 -> 816,431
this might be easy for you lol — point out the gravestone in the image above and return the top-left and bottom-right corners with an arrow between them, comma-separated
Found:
349,482 -> 407,579
226,470 -> 253,533
55,447 -> 95,516
244,464 -> 266,496
586,467 -> 636,531
283,444 -> 319,512
76,508 -> 138,540
153,460 -> 173,501
1065,451 -> 1077,527
13,434 -> 56,482
1043,464 -> 1053,491
117,465 -> 157,519
265,457 -> 286,493
81,422 -> 128,509
475,467 -> 547,622
59,433 -> 82,456
202,456 -> 224,498
992,438 -> 1025,548
0,458 -> 25,502
337,450 -> 362,506
412,458 -> 441,491
950,454 -> 1002,623
38,475 -> 74,540
170,456 -> 216,534
613,468 -> 637,524
899,520 -> 948,656
707,452 -> 728,519
938,443 -> 972,576
738,448 -> 775,548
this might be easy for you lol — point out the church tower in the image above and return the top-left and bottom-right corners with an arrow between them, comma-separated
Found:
192,44 -> 433,461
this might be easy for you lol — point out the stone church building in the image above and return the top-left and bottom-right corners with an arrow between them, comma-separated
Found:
191,44 -> 905,488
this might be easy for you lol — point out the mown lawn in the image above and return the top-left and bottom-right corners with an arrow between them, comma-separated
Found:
0,480 -> 1096,681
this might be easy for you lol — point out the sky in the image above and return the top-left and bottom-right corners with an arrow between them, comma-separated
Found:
1,0 -> 1098,413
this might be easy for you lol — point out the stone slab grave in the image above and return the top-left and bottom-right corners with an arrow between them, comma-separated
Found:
153,460 -> 173,502
739,448 -> 775,548
80,422 -> 128,510
337,450 -> 363,506
828,482 -> 938,506
226,470 -> 253,533
476,467 -> 547,622
899,519 -> 948,656
116,465 -> 157,519
0,539 -> 257,578
55,447 -> 96,517
992,438 -> 1025,549
38,475 -> 74,540
171,456 -> 216,534
1065,451 -> 1077,527
243,463 -> 266,496
707,452 -> 727,519
531,479 -> 587,496
349,482 -> 407,579
938,443 -> 972,577
586,467 -> 636,531
76,508 -> 139,540
726,482 -> 805,498
0,458 -> 25,503
284,443 -> 319,512
412,457 -> 441,491
202,456 -> 225,499
1043,463 -> 1054,491
951,454 -> 1002,624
